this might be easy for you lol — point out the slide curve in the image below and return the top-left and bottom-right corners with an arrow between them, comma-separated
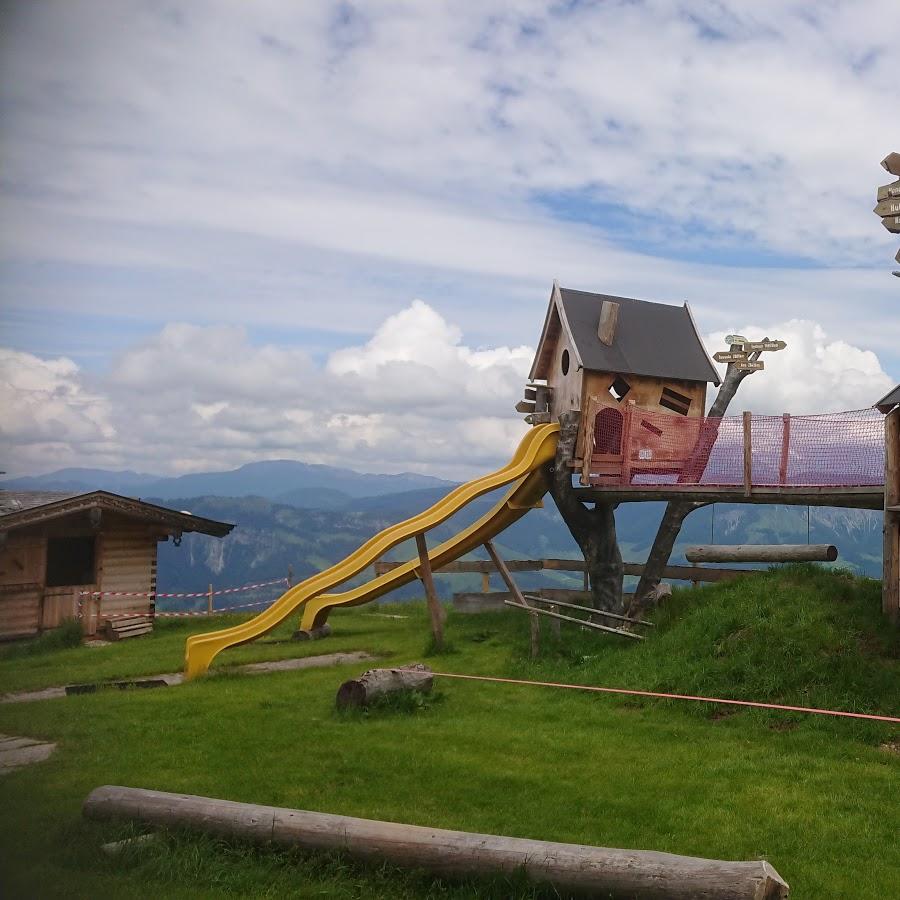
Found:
184,423 -> 559,678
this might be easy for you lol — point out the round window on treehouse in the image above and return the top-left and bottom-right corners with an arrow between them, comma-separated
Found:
561,348 -> 570,375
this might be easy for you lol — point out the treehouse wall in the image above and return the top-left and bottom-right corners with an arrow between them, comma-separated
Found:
576,372 -> 707,463
544,320 -> 583,422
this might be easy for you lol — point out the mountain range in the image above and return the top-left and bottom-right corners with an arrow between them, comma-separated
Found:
1,464 -> 882,607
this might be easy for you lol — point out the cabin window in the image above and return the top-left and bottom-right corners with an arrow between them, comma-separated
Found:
46,536 -> 96,587
659,387 -> 692,415
561,348 -> 570,376
594,407 -> 624,454
607,376 -> 631,402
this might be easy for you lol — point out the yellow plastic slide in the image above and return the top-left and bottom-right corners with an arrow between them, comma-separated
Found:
184,424 -> 559,678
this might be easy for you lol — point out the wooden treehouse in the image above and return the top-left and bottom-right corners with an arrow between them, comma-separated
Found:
518,282 -> 720,486
0,491 -> 233,639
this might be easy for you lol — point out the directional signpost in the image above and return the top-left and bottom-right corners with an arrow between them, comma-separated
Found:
724,334 -> 748,347
713,350 -> 749,363
734,360 -> 764,371
715,335 -> 784,374
876,153 -> 900,276
746,340 -> 786,352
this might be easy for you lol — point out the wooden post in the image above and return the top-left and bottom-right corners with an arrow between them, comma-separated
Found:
742,411 -> 752,497
778,413 -> 791,485
685,544 -> 838,563
620,400 -> 636,484
485,540 -> 539,658
547,604 -> 561,639
884,408 -> 900,622
480,571 -> 490,594
76,588 -> 90,635
207,584 -> 214,616
415,533 -> 444,649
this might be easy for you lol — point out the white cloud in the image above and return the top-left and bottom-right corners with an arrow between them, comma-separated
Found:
706,319 -> 894,414
2,303 -> 892,481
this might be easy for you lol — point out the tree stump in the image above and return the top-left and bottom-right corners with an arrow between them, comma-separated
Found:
336,664 -> 433,710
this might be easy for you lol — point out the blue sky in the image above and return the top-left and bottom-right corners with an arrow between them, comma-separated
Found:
1,0 -> 898,478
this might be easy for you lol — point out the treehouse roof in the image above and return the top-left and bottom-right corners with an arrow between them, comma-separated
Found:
529,284 -> 720,386
875,384 -> 900,413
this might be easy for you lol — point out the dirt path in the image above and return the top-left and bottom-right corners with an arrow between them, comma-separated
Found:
0,651 -> 374,705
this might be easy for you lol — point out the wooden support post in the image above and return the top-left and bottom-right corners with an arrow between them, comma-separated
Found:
742,411 -> 753,497
415,533 -> 444,650
207,583 -> 214,616
779,413 -> 791,485
480,571 -> 490,594
83,786 -> 790,899
621,400 -> 636,485
547,605 -> 561,639
884,408 -> 900,622
485,540 -> 539,658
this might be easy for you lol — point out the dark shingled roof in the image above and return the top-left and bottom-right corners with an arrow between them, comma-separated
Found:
555,288 -> 720,385
875,384 -> 900,413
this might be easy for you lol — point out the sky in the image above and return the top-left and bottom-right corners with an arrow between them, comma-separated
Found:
1,0 -> 898,480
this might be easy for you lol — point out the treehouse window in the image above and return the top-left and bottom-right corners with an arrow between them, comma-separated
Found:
561,348 -> 570,375
659,387 -> 692,415
608,376 -> 631,402
594,407 -> 624,454
45,535 -> 96,587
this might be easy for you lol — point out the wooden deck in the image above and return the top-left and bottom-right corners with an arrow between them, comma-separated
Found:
574,484 -> 884,509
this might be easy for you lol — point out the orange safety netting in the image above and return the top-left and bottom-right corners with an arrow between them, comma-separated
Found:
590,406 -> 885,487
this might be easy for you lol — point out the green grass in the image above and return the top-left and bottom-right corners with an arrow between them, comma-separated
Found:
0,566 -> 897,898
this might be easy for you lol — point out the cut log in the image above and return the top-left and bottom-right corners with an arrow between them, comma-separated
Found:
83,786 -> 790,899
336,663 -> 432,709
685,544 -> 837,563
292,624 -> 332,641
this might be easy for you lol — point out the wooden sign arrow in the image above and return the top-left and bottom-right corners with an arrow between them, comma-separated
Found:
733,360 -> 764,371
882,152 -> 900,177
724,334 -> 748,346
874,199 -> 900,217
882,215 -> 900,234
877,181 -> 900,201
713,350 -> 749,363
896,247 -> 900,264
746,339 -> 786,352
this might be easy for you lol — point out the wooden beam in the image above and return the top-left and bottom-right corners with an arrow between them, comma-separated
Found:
778,414 -> 791,485
504,601 -> 642,640
573,485 -> 883,509
83,786 -> 789,899
415,533 -> 444,650
685,544 -> 838,563
884,408 -> 900,622
524,593 -> 653,627
485,540 -> 539,658
597,300 -> 619,346
742,411 -> 752,497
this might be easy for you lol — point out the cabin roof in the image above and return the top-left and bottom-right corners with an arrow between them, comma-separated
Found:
0,490 -> 234,538
875,384 -> 900,413
529,285 -> 721,385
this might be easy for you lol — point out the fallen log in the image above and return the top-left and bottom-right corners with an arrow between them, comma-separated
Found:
685,544 -> 837,563
336,663 -> 432,709
83,786 -> 789,899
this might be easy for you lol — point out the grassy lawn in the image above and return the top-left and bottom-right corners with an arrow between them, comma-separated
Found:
0,566 -> 897,898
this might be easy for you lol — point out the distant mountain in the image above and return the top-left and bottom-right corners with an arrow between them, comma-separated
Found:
0,460 -> 456,502
0,467 -> 160,493
152,490 -> 883,610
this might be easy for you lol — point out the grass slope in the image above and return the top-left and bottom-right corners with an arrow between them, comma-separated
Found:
0,566 -> 897,899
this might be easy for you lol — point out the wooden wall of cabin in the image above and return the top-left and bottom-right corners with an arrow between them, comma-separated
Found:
0,513 -> 162,639
576,372 -> 708,469
544,326 -> 583,422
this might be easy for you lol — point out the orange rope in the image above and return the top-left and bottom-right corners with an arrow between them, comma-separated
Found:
420,671 -> 900,724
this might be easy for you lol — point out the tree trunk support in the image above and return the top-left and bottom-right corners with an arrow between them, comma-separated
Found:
549,411 -> 624,614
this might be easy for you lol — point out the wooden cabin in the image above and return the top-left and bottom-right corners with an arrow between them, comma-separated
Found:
0,491 -> 233,639
876,384 -> 900,623
520,282 -> 720,486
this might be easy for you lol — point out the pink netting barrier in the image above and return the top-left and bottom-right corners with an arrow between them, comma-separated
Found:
588,407 -> 885,487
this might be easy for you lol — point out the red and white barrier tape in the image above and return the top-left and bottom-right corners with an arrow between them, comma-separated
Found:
79,578 -> 289,600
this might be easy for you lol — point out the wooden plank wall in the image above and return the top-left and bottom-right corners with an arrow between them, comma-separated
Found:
96,517 -> 157,621
0,534 -> 46,639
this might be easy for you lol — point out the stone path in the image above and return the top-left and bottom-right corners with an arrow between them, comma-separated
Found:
0,651 -> 374,705
0,734 -> 56,773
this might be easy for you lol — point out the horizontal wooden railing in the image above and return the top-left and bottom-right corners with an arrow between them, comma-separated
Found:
374,557 -> 757,585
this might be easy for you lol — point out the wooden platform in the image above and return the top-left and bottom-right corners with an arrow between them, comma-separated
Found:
574,484 -> 883,509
